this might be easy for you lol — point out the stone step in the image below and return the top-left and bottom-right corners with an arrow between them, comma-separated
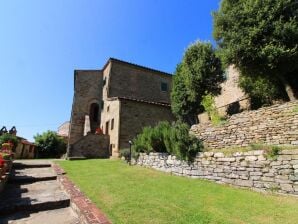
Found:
13,163 -> 52,169
0,180 -> 70,216
0,207 -> 80,224
8,167 -> 57,184
13,160 -> 52,169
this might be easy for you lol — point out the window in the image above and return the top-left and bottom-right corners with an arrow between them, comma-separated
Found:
105,121 -> 109,135
110,119 -> 114,130
107,106 -> 110,112
161,82 -> 168,92
103,77 -> 107,86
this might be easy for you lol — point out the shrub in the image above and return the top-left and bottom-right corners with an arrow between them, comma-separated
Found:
201,94 -> 226,125
132,121 -> 203,162
34,130 -> 66,158
119,148 -> 139,160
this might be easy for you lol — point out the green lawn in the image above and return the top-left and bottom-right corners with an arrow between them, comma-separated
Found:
57,159 -> 298,224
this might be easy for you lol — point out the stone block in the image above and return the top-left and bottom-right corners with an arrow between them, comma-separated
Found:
214,168 -> 223,173
226,173 -> 239,179
250,176 -> 261,181
289,174 -> 298,181
214,152 -> 224,158
253,150 -> 265,156
250,172 -> 262,176
261,177 -> 274,182
278,169 -> 293,175
245,156 -> 258,161
263,182 -> 279,189
235,179 -> 253,187
257,155 -> 267,161
280,184 -> 294,192
270,161 -> 282,166
221,178 -> 235,184
280,150 -> 298,155
277,155 -> 292,161
203,152 -> 214,157
217,157 -> 236,162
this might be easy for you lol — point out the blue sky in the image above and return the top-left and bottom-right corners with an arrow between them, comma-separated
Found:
0,0 -> 220,141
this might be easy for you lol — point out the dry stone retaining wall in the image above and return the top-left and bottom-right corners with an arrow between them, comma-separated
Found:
191,101 -> 298,149
137,150 -> 298,195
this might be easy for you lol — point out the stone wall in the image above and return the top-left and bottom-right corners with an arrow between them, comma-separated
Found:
108,59 -> 172,104
215,65 -> 248,110
137,150 -> 298,195
119,98 -> 175,151
100,99 -> 120,156
191,101 -> 298,149
68,70 -> 103,146
68,133 -> 109,159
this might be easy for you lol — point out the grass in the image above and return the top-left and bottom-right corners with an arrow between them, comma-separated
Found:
57,159 -> 298,224
205,143 -> 297,157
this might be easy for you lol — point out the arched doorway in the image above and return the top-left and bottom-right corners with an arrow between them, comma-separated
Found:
89,103 -> 99,133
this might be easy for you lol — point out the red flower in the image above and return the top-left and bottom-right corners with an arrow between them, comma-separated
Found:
0,155 -> 5,167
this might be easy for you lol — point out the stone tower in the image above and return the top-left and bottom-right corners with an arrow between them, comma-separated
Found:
67,70 -> 103,157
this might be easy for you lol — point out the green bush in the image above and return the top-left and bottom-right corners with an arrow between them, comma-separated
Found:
132,121 -> 203,162
34,130 -> 66,158
119,148 -> 139,160
201,93 -> 226,125
0,133 -> 19,151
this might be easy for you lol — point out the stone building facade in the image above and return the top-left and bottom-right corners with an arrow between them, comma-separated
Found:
67,58 -> 174,158
198,65 -> 250,123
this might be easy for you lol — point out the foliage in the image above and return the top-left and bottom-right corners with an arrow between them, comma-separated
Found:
201,93 -> 226,125
268,146 -> 281,160
213,0 -> 298,103
34,130 -> 66,158
171,41 -> 224,124
249,143 -> 281,160
132,121 -> 203,161
58,159 -> 298,224
0,133 -> 19,151
119,148 -> 139,160
293,106 -> 298,113
239,74 -> 287,108
0,152 -> 13,160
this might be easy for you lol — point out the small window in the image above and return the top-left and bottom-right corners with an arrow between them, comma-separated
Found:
111,119 -> 114,130
105,121 -> 109,135
161,82 -> 168,92
107,106 -> 110,112
103,77 -> 107,86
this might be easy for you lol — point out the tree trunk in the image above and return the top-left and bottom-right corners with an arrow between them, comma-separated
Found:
280,76 -> 297,101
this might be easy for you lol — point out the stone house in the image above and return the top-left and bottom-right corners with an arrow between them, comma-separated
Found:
14,138 -> 36,159
198,65 -> 250,123
57,121 -> 70,143
67,58 -> 175,158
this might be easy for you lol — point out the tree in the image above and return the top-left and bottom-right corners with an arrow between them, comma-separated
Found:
213,0 -> 298,102
34,130 -> 66,158
171,41 -> 224,124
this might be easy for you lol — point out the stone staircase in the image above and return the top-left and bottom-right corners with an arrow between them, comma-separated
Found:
0,160 -> 80,224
